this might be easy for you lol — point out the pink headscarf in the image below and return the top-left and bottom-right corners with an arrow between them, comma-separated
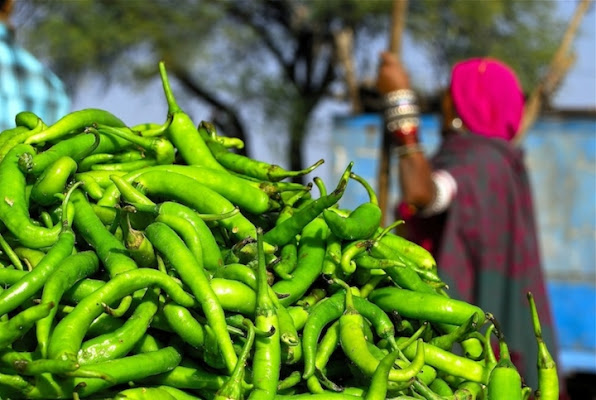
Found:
450,58 -> 525,141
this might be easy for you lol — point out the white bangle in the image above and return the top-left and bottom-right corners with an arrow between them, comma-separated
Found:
419,170 -> 458,217
384,104 -> 420,120
384,89 -> 417,107
396,143 -> 424,158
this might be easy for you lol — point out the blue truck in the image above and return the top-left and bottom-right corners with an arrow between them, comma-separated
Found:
330,113 -> 596,378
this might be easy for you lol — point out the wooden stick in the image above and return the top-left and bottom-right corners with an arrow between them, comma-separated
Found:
378,0 -> 408,226
515,0 -> 593,144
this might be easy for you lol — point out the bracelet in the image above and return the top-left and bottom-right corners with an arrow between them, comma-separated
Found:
387,116 -> 420,133
384,103 -> 420,120
383,89 -> 417,108
396,143 -> 424,158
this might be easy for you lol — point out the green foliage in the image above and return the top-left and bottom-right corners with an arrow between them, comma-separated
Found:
408,0 -> 565,90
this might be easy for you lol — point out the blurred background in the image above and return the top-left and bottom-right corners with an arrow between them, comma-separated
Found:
8,0 -> 596,396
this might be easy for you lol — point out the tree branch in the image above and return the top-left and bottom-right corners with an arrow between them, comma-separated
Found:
334,27 -> 361,114
171,65 -> 248,156
224,1 -> 295,86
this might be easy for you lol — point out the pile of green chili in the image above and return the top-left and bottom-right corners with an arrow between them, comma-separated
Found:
0,62 -> 558,400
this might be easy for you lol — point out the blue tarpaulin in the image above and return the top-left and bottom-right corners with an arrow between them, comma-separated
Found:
331,113 -> 596,374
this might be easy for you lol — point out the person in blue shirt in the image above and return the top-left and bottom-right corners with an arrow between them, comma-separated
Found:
0,0 -> 70,131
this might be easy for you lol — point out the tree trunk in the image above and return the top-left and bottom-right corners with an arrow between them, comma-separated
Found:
288,98 -> 314,184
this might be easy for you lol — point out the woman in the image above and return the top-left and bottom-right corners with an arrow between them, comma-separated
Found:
376,52 -> 564,396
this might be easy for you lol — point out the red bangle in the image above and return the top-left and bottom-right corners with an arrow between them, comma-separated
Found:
392,124 -> 419,146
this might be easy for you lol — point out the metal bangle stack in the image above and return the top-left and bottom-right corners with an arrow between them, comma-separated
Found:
383,89 -> 424,157
383,89 -> 420,134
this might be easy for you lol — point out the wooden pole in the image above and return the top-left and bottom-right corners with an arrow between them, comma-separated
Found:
515,0 -> 593,145
378,0 -> 408,226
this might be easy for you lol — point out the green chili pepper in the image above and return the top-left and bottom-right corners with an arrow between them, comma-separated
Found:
248,228 -> 281,400
0,126 -> 30,150
77,287 -> 161,365
0,232 -> 24,271
135,171 -> 260,246
429,378 -> 455,396
323,172 -> 382,241
321,231 -> 342,278
0,144 -> 62,248
264,163 -> 352,247
13,111 -> 41,130
335,279 -> 424,383
155,213 -> 205,272
161,302 -> 205,349
121,212 -> 157,269
0,302 -> 54,348
24,108 -> 126,145
70,189 -> 138,277
277,370 -> 302,392
146,222 -> 238,375
368,287 -> 486,327
20,129 -> 102,175
114,387 -> 178,400
396,337 -> 490,384
78,149 -> 145,172
65,347 -> 182,399
199,121 -> 324,182
138,201 -> 225,271
215,319 -> 256,400
0,116 -> 45,162
91,157 -> 158,172
486,329 -> 522,400
377,231 -> 437,272
364,349 -> 402,400
47,268 -> 197,363
13,247 -> 46,269
301,289 -> 399,380
145,363 -> 227,393
97,124 -> 175,165
158,62 -> 226,171
274,394 -> 361,400
36,251 -> 100,358
271,216 -> 328,307
429,313 -> 480,352
0,182 -> 78,316
527,292 -> 559,400
30,156 -> 78,206
210,277 -> 257,316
